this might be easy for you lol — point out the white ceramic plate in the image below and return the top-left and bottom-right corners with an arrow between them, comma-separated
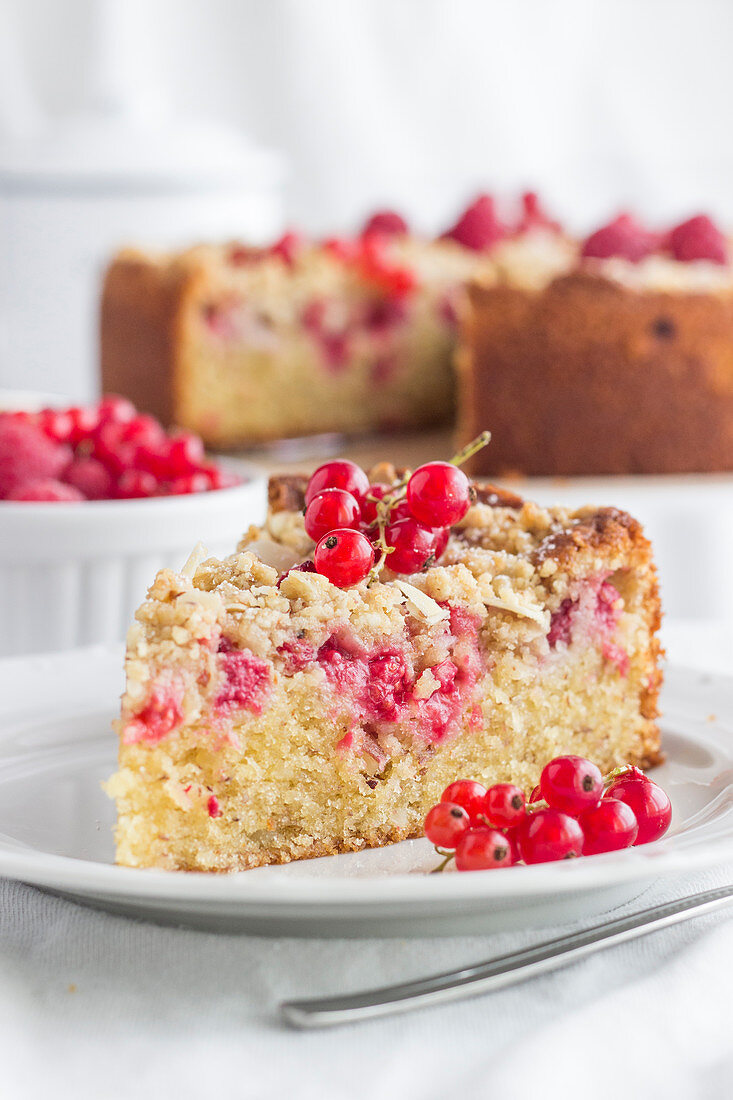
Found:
0,647 -> 731,937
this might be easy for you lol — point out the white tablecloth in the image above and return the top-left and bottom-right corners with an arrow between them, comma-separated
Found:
2,621 -> 732,1100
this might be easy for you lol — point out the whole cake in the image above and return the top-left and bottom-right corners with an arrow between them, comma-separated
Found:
100,195 -> 553,449
458,212 -> 733,476
106,451 -> 662,872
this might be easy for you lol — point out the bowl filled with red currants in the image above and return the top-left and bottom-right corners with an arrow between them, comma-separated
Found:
0,392 -> 265,655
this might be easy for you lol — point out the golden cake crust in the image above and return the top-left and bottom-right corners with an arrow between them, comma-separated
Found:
457,271 -> 733,475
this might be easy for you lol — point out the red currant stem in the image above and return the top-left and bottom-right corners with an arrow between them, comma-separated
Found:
429,848 -> 455,874
367,480 -> 407,585
525,799 -> 548,812
602,763 -> 641,789
449,430 -> 492,468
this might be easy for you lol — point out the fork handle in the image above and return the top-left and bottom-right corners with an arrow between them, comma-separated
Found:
281,883 -> 733,1029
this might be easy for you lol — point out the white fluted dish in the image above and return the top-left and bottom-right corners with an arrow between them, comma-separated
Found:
0,472 -> 266,656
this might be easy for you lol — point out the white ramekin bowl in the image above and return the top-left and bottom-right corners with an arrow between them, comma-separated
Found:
0,473 -> 267,656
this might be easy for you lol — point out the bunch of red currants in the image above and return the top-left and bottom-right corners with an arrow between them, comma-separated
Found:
302,455 -> 475,587
0,395 -> 239,501
424,755 -> 672,871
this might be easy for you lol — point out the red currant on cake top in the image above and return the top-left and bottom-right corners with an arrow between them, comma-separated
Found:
360,483 -> 390,527
455,828 -> 515,871
384,517 -> 447,574
362,210 -> 409,237
667,214 -> 727,265
540,754 -> 603,815
424,802 -> 470,849
578,798 -> 638,855
406,461 -> 472,527
604,774 -> 671,845
442,194 -> 507,252
314,528 -> 374,587
304,488 -> 361,542
518,808 -> 584,864
581,213 -> 658,263
305,460 -> 370,507
440,780 -> 487,824
482,783 -> 526,829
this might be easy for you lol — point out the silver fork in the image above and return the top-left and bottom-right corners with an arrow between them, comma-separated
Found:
280,883 -> 733,1029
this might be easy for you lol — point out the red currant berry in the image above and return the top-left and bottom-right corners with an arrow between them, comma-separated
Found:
304,488 -> 361,542
518,809 -> 584,864
270,230 -> 303,266
119,414 -> 165,449
92,421 -> 133,474
384,517 -> 443,574
604,776 -> 671,845
432,527 -> 450,559
668,214 -> 727,265
440,780 -> 487,824
360,483 -> 390,527
197,462 -> 240,490
540,755 -> 603,815
305,460 -> 370,507
455,828 -> 514,871
314,528 -> 374,587
97,394 -> 136,424
406,462 -> 472,528
483,784 -> 526,829
6,478 -> 85,502
166,472 -> 211,495
578,798 -> 638,855
424,802 -> 470,849
362,210 -> 409,238
67,404 -> 102,443
165,431 -> 206,476
581,213 -> 658,263
529,785 -> 542,804
442,194 -> 507,252
116,469 -> 159,498
64,456 -> 114,500
38,407 -> 74,444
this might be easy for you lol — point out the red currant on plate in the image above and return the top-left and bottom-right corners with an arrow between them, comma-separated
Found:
577,798 -> 638,855
518,808 -> 584,864
384,517 -> 445,574
305,460 -> 370,507
305,488 -> 361,543
314,528 -> 374,587
406,462 -> 472,528
483,783 -> 526,829
424,802 -> 470,849
455,828 -> 515,871
540,755 -> 603,815
604,775 -> 672,845
440,780 -> 487,824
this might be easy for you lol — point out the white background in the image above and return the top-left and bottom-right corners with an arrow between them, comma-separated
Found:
5,0 -> 733,233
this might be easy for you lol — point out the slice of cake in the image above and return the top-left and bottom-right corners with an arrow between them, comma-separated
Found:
100,194 -> 558,449
457,211 -> 733,475
107,458 -> 662,872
